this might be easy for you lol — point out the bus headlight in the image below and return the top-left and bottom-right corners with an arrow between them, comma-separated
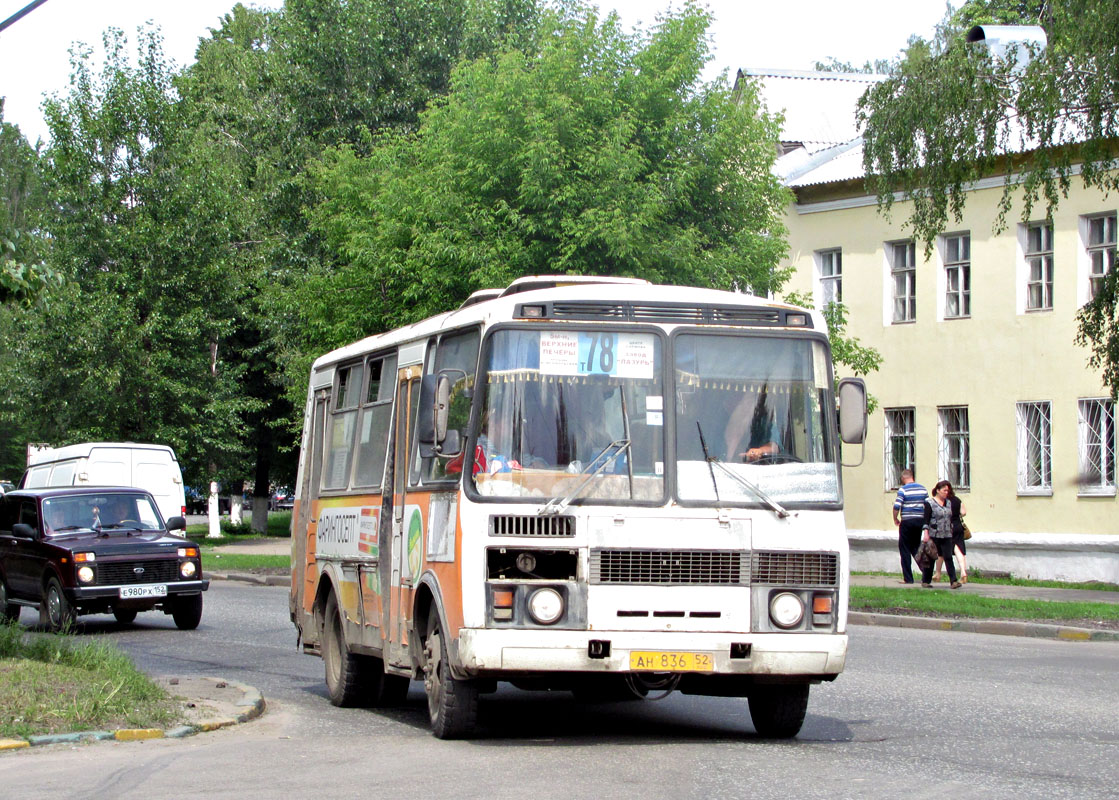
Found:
769,592 -> 805,629
527,588 -> 564,625
180,561 -> 197,579
77,566 -> 95,584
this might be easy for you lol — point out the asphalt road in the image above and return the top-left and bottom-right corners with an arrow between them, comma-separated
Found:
3,582 -> 1118,799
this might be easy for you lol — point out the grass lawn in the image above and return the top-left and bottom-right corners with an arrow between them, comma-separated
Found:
854,570 -> 1119,592
0,623 -> 182,740
850,586 -> 1119,627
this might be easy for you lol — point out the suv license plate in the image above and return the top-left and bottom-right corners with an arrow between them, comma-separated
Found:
119,585 -> 168,599
629,651 -> 714,672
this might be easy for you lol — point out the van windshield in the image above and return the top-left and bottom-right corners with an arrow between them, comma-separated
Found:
43,494 -> 164,533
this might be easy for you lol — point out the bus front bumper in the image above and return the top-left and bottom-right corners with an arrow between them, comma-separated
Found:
454,628 -> 847,678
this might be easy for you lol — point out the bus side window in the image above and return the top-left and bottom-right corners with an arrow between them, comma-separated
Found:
415,328 -> 480,484
353,353 -> 397,488
322,362 -> 364,490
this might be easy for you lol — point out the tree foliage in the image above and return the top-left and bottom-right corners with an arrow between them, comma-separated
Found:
858,0 -> 1119,397
301,1 -> 790,356
859,0 -> 1119,245
0,102 -> 56,306
1,28 -> 258,483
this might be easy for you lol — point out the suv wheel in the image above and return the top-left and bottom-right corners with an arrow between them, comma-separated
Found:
0,576 -> 19,623
171,593 -> 203,630
41,576 -> 75,631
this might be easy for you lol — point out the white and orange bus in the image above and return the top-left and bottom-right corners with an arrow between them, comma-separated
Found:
290,275 -> 867,739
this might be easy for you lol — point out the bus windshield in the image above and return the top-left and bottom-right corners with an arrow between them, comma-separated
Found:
471,328 -> 665,503
674,333 -> 840,506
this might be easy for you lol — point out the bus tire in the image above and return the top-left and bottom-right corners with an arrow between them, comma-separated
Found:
423,610 -> 478,739
748,683 -> 809,738
323,593 -> 367,707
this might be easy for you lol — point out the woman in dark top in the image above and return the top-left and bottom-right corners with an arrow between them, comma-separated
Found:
933,481 -> 969,584
921,480 -> 961,588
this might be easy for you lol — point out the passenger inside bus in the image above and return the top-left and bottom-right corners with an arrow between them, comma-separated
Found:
723,386 -> 783,462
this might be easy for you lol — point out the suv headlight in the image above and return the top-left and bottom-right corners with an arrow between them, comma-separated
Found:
77,565 -> 95,584
180,561 -> 197,579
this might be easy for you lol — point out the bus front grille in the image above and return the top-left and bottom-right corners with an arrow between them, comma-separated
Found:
590,549 -> 749,585
490,515 -> 575,537
751,551 -> 839,586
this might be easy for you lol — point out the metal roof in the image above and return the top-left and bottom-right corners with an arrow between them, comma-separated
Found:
737,68 -> 886,154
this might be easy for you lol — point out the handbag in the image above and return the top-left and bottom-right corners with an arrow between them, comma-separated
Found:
915,537 -> 938,570
963,522 -> 972,540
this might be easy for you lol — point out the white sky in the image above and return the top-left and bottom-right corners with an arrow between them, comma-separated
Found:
0,0 -> 953,146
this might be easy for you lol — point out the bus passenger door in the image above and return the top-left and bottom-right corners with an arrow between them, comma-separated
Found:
386,368 -> 419,668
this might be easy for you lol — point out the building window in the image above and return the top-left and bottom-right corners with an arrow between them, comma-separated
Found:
884,407 -> 915,489
1026,222 -> 1054,311
943,233 -> 971,318
891,241 -> 916,323
816,248 -> 842,307
1086,213 -> 1116,301
1016,401 -> 1052,494
1078,398 -> 1116,495
938,406 -> 970,489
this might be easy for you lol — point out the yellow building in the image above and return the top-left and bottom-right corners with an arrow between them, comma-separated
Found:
742,68 -> 1119,580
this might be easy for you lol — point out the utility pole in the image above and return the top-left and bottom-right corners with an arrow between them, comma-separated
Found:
0,0 -> 50,36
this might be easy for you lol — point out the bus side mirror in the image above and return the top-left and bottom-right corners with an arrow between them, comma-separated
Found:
837,378 -> 867,444
418,371 -> 465,458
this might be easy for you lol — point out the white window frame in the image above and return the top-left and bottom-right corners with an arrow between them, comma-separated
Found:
937,406 -> 970,490
1016,401 -> 1052,495
1078,398 -> 1116,496
815,248 -> 842,309
889,240 -> 916,324
1025,222 -> 1054,311
884,407 -> 916,490
1083,213 -> 1116,303
942,232 -> 971,319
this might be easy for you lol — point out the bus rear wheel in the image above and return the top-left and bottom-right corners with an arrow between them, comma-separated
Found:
748,683 -> 809,738
423,610 -> 478,739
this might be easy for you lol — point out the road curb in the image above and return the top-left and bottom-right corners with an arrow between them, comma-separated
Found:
209,571 -> 290,587
850,611 -> 1119,641
0,677 -> 265,752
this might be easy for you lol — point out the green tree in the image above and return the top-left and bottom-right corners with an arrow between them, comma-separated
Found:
856,0 -> 1119,395
302,1 -> 790,357
6,27 -> 257,484
0,102 -> 56,306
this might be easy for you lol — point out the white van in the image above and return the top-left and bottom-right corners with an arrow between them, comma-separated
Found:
21,442 -> 187,523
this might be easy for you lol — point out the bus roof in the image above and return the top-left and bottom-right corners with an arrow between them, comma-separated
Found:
311,276 -> 821,373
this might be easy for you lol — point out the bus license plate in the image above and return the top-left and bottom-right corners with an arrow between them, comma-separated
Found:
629,651 -> 714,672
119,585 -> 167,599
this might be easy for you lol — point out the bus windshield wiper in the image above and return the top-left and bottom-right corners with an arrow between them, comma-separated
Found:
539,439 -> 630,516
697,426 -> 792,519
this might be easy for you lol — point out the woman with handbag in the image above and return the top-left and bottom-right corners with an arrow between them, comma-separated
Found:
921,481 -> 962,589
933,481 -> 969,583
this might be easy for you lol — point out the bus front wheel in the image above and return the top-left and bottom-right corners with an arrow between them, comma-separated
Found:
423,610 -> 478,739
748,683 -> 809,738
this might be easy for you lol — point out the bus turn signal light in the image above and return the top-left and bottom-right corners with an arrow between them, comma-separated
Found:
812,596 -> 833,614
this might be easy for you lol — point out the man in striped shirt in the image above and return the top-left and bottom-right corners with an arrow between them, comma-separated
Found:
892,469 -> 928,584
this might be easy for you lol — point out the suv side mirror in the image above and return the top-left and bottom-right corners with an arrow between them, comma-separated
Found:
166,516 -> 186,532
12,522 -> 36,540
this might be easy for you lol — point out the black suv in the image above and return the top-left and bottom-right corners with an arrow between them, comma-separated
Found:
0,487 -> 209,630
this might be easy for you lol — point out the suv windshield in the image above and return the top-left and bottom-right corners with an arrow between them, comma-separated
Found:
674,333 -> 840,506
470,328 -> 665,503
42,493 -> 165,533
